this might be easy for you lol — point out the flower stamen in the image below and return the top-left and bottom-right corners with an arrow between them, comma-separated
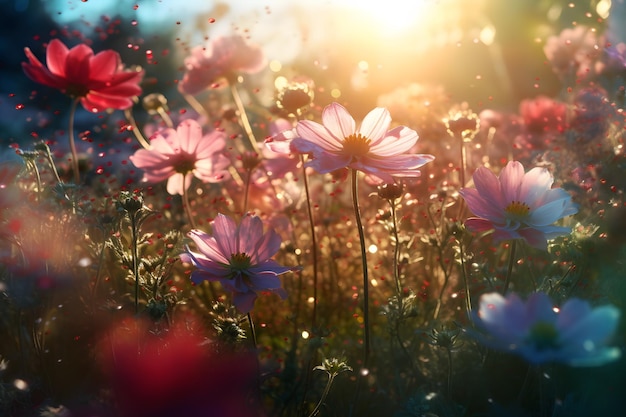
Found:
505,200 -> 531,218
527,321 -> 559,351
342,133 -> 371,158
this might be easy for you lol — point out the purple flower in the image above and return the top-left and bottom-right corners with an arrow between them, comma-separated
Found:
183,214 -> 292,313
459,161 -> 578,250
473,291 -> 621,367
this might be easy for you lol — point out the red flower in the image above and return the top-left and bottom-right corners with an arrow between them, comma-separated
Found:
22,39 -> 143,112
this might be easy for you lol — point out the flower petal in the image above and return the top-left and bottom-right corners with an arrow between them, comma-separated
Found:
369,126 -> 418,156
321,102 -> 356,141
359,107 -> 391,143
499,161 -> 525,203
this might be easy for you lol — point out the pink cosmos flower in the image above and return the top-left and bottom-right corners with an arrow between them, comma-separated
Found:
473,291 -> 621,366
183,213 -> 292,313
178,35 -> 266,95
543,26 -> 603,79
291,102 -> 434,183
129,119 -> 230,195
519,96 -> 568,135
22,39 -> 143,112
459,161 -> 578,250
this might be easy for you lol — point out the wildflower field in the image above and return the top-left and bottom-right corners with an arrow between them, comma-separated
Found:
1,0 -> 625,416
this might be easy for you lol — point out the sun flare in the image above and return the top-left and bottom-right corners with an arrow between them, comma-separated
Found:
332,0 -> 438,35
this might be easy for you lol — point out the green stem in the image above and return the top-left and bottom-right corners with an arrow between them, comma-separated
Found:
68,98 -> 80,184
502,240 -> 517,294
247,312 -> 257,349
130,214 -> 140,314
182,174 -> 198,228
301,156 -> 319,330
458,237 -> 472,321
389,199 -> 402,298
230,83 -> 260,153
183,93 -> 209,121
242,168 -> 252,215
157,107 -> 174,128
124,108 -> 152,150
308,374 -> 335,417
446,348 -> 453,399
350,169 -> 370,363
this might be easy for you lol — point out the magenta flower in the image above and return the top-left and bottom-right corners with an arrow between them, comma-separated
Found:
178,35 -> 266,95
22,39 -> 143,112
183,214 -> 292,313
473,291 -> 621,367
291,103 -> 434,183
459,161 -> 578,250
129,119 -> 230,195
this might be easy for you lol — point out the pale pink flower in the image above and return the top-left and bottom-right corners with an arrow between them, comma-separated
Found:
543,26 -> 603,79
182,214 -> 292,313
459,161 -> 578,250
473,291 -> 621,366
291,102 -> 434,183
129,119 -> 230,195
178,35 -> 266,95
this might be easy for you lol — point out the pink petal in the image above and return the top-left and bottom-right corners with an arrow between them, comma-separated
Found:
296,120 -> 343,152
166,172 -> 191,195
306,152 -> 351,173
517,228 -> 548,250
212,214 -> 238,257
238,215 -> 265,256
321,103 -> 356,141
499,161 -> 525,204
369,126 -> 418,156
359,107 -> 391,143
471,166 -> 505,209
459,187 -> 505,222
519,167 -> 553,206
176,119 -> 203,154
187,230 -> 229,264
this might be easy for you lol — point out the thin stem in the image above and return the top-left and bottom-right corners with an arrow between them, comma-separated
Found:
458,237 -> 473,321
247,312 -> 257,349
308,374 -> 335,417
68,98 -> 80,184
157,107 -> 174,128
41,145 -> 62,184
350,169 -> 370,363
389,199 -> 402,298
502,240 -> 517,294
183,93 -> 209,121
242,168 -> 252,215
230,83 -> 260,153
446,348 -> 453,399
182,174 -> 198,229
124,108 -> 152,150
301,156 -> 319,330
130,214 -> 140,314
458,132 -> 468,189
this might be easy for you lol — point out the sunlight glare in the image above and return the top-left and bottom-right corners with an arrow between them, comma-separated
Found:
333,0 -> 437,35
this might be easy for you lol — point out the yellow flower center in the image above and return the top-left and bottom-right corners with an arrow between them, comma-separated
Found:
527,321 -> 559,351
342,133 -> 371,158
504,201 -> 530,218
229,252 -> 252,273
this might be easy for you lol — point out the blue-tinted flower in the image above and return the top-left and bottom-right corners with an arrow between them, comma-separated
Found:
183,213 -> 292,313
473,291 -> 621,367
459,161 -> 578,250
